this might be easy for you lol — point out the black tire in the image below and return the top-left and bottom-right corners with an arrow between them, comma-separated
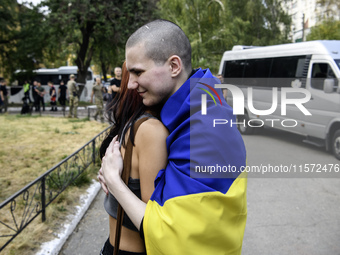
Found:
332,130 -> 340,160
237,113 -> 255,135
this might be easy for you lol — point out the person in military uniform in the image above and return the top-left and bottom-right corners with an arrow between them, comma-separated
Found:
91,77 -> 104,122
0,78 -> 8,113
67,74 -> 79,118
35,81 -> 46,112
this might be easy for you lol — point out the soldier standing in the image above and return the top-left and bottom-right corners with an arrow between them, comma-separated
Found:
67,74 -> 79,118
0,78 -> 8,113
91,77 -> 104,122
35,81 -> 46,112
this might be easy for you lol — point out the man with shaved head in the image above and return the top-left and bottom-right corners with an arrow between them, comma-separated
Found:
100,19 -> 247,255
125,20 -> 192,107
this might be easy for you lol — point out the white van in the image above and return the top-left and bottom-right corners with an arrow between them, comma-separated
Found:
218,40 -> 340,159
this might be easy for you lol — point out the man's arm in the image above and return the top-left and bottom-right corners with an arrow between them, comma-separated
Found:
74,82 -> 79,92
90,89 -> 94,103
111,85 -> 120,92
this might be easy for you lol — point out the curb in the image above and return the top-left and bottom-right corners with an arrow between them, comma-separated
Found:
36,180 -> 101,255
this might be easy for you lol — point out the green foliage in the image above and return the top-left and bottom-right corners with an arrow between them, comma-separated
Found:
1,0 -> 158,82
91,0 -> 159,80
43,0 -> 159,83
61,131 -> 80,135
47,169 -> 91,191
67,117 -> 90,122
157,0 -> 291,73
307,19 -> 340,40
0,1 -> 47,80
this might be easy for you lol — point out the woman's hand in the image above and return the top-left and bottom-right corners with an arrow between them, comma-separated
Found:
100,135 -> 124,194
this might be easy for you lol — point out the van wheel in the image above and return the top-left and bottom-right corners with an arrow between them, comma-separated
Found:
332,130 -> 340,160
237,113 -> 254,135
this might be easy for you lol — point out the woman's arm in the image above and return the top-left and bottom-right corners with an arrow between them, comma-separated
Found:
101,120 -> 168,230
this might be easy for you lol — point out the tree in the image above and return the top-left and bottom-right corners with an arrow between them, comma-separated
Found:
307,19 -> 340,40
0,1 -> 46,80
157,0 -> 291,73
306,0 -> 340,41
42,0 -> 158,84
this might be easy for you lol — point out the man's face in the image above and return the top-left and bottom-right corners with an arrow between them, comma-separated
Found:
96,77 -> 101,84
126,43 -> 175,107
34,81 -> 37,86
114,68 -> 122,77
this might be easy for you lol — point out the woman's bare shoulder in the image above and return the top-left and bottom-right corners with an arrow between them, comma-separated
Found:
135,118 -> 168,143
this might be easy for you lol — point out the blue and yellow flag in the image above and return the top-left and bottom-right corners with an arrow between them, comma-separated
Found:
144,68 -> 247,255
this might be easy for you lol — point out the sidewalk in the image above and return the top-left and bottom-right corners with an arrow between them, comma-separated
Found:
5,105 -> 95,118
58,190 -> 109,255
34,182 -> 109,255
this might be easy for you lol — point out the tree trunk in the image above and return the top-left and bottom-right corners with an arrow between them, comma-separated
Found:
75,24 -> 94,84
101,61 -> 107,82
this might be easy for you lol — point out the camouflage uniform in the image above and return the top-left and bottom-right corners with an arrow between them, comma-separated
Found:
67,80 -> 79,118
92,83 -> 104,122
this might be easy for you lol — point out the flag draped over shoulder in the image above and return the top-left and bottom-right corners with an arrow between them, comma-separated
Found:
143,68 -> 247,255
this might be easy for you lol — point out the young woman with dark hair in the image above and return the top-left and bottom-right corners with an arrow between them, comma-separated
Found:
98,62 -> 168,255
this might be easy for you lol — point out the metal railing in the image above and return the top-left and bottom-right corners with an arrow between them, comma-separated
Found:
0,126 -> 110,252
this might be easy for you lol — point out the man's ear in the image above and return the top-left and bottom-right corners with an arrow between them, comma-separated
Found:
168,55 -> 182,78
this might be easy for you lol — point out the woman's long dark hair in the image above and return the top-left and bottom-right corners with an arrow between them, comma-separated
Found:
100,61 -> 145,159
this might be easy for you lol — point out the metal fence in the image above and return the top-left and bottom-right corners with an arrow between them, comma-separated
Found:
0,126 -> 110,252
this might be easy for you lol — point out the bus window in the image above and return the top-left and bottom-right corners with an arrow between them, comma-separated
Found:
311,63 -> 339,91
243,58 -> 272,87
223,60 -> 246,78
244,58 -> 271,78
270,56 -> 306,79
87,71 -> 93,81
223,60 -> 246,86
335,59 -> 340,71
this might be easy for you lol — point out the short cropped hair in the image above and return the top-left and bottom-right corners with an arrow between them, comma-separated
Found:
126,19 -> 192,72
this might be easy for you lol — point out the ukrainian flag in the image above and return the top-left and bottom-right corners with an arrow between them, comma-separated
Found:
143,68 -> 247,255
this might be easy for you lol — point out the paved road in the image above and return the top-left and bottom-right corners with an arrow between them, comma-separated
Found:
241,127 -> 340,255
59,191 -> 108,255
59,127 -> 340,255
